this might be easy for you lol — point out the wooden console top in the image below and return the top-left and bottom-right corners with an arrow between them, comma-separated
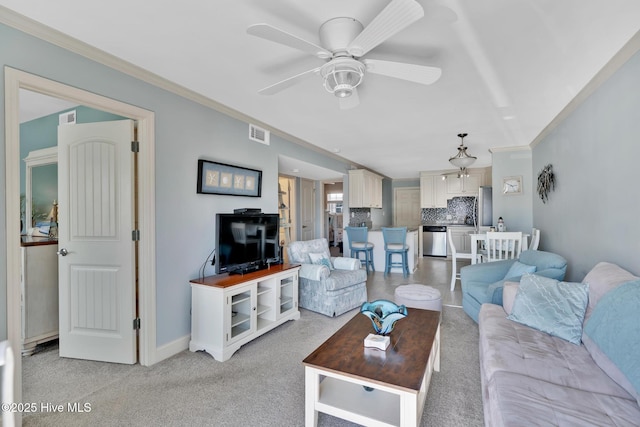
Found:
190,263 -> 300,289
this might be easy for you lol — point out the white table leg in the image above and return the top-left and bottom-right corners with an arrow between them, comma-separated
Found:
399,392 -> 419,427
305,367 -> 318,427
471,235 -> 479,264
434,324 -> 441,372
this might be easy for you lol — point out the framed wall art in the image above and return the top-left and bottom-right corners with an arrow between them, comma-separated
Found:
197,159 -> 262,197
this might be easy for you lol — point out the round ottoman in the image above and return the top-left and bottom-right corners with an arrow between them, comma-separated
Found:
394,284 -> 442,312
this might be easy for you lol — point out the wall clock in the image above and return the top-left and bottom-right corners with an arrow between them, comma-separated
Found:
502,175 -> 523,195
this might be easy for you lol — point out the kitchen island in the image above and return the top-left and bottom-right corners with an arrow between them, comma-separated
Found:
345,228 -> 419,274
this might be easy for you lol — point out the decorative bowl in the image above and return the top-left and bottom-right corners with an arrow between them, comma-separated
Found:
360,300 -> 408,336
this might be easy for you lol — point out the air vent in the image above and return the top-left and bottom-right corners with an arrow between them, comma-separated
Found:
59,110 -> 76,125
249,124 -> 270,145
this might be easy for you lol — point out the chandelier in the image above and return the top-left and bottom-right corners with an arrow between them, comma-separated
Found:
449,133 -> 477,169
320,57 -> 365,98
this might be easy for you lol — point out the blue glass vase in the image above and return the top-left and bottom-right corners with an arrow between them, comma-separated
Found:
360,300 -> 408,336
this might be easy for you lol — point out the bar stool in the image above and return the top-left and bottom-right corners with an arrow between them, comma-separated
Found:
345,226 -> 375,273
382,227 -> 409,277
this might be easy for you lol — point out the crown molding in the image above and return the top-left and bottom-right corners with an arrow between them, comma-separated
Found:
0,6 -> 359,169
489,145 -> 531,153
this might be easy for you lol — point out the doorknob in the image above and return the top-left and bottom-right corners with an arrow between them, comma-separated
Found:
57,248 -> 69,256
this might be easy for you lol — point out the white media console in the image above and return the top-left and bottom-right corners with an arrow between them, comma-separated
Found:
189,264 -> 300,361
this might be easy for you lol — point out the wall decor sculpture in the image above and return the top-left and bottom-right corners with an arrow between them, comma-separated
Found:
537,164 -> 555,203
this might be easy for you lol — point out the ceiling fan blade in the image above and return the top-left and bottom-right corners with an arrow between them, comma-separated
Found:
247,24 -> 331,59
364,59 -> 441,85
339,88 -> 360,110
347,0 -> 424,57
258,67 -> 322,95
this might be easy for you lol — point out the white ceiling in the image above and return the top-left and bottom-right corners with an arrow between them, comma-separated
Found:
4,1 -> 640,179
19,89 -> 77,123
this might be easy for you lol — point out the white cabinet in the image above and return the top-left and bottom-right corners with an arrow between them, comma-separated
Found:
420,173 -> 447,208
21,240 -> 59,355
446,172 -> 483,196
189,264 -> 300,361
349,170 -> 382,208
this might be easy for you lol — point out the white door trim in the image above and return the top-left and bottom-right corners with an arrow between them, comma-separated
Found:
4,67 -> 157,408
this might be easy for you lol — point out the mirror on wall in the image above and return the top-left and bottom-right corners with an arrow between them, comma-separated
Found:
23,146 -> 58,234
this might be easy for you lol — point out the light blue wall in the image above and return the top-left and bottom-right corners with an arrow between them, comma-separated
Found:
0,22 -> 354,345
532,48 -> 640,281
490,148 -> 533,233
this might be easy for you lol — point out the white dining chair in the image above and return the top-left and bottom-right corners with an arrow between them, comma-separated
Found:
1,340 -> 15,427
529,228 -> 540,250
448,228 -> 483,291
485,231 -> 523,262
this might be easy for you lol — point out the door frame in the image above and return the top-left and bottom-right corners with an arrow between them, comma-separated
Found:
4,67 -> 157,403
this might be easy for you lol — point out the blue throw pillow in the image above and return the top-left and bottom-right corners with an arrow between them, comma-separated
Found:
507,273 -> 589,345
504,261 -> 537,279
583,280 -> 640,402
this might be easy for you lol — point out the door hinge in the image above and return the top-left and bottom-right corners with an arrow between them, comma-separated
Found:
132,230 -> 140,241
131,140 -> 139,153
133,318 -> 141,330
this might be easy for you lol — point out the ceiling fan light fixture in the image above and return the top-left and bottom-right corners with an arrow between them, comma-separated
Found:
334,84 -> 353,98
321,58 -> 365,98
449,133 -> 477,169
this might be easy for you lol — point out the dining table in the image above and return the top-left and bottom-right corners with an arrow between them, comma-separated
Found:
469,232 -> 530,264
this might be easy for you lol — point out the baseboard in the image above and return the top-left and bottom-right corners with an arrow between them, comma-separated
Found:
154,334 -> 190,363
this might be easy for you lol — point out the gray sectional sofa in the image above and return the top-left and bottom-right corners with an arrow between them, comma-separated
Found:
478,262 -> 640,426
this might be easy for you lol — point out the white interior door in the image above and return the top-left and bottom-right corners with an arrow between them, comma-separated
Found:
57,120 -> 136,364
301,179 -> 315,241
394,187 -> 421,227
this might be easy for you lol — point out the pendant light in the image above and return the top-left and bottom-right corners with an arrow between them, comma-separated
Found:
449,133 -> 477,169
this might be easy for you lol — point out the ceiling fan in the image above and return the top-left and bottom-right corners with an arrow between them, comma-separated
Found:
247,0 -> 442,109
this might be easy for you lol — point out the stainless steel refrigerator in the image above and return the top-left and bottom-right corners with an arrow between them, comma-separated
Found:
478,186 -> 493,227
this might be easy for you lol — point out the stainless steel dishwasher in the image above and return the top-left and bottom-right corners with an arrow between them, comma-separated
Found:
422,225 -> 447,257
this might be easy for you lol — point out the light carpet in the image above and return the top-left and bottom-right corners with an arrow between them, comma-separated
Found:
22,305 -> 482,426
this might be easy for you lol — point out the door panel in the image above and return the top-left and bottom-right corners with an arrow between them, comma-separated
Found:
58,120 -> 136,364
301,179 -> 315,241
395,187 -> 421,227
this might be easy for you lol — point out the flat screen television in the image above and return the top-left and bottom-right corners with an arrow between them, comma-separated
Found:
215,213 -> 281,275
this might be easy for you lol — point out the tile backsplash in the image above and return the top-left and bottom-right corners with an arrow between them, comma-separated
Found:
346,196 -> 477,228
421,196 -> 477,225
348,208 -> 372,228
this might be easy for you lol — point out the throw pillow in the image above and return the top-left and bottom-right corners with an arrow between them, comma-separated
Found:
308,252 -> 333,270
504,261 -> 537,280
583,280 -> 640,404
507,273 -> 589,345
502,281 -> 519,315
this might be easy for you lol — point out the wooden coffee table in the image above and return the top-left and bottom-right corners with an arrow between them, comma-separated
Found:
303,308 -> 440,427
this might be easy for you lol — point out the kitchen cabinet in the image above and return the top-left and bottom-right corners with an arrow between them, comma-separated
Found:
446,172 -> 483,196
349,170 -> 382,208
420,173 -> 447,208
